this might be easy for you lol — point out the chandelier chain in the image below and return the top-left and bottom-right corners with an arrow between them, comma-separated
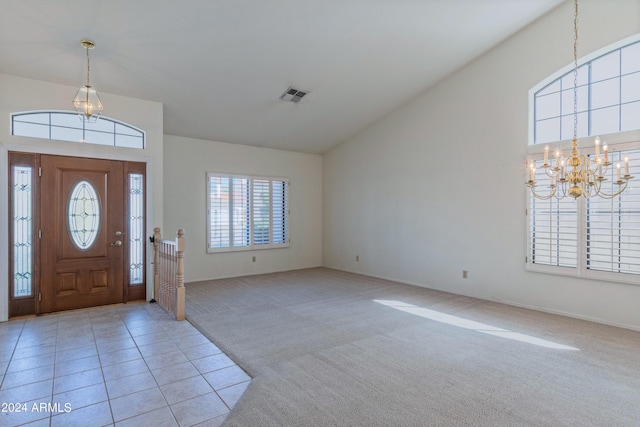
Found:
573,0 -> 578,140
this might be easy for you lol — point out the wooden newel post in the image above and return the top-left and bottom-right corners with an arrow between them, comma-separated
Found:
153,227 -> 161,303
175,229 -> 186,321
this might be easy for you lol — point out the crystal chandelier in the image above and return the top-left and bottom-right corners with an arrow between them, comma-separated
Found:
72,39 -> 103,122
526,0 -> 633,200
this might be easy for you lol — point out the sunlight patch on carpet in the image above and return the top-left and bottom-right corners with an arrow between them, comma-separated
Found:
374,300 -> 580,351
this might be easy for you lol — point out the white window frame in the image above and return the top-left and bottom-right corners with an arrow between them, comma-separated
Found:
526,34 -> 640,285
206,173 -> 290,253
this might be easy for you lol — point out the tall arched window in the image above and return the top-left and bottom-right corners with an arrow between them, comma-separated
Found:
11,111 -> 145,149
526,35 -> 640,283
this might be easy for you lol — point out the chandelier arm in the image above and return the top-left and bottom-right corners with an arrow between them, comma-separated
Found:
528,184 -> 558,200
592,180 -> 629,199
556,181 -> 569,199
583,184 -> 597,198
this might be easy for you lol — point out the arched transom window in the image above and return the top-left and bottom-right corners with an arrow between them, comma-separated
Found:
531,37 -> 640,145
11,111 -> 145,149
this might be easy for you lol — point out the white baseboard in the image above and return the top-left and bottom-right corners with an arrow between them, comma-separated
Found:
496,299 -> 640,333
326,265 -> 640,332
187,264 -> 324,284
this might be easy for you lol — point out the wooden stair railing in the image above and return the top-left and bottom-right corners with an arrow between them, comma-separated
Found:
153,227 -> 186,320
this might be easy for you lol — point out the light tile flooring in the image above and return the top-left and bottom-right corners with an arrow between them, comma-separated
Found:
0,302 -> 251,427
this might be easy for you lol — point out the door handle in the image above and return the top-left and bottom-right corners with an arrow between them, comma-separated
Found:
110,240 -> 123,247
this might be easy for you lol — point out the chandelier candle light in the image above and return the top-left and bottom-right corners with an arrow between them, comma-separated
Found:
72,39 -> 103,122
526,0 -> 633,200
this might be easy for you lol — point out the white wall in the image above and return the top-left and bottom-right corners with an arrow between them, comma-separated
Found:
0,73 -> 163,321
163,135 -> 322,282
323,0 -> 640,330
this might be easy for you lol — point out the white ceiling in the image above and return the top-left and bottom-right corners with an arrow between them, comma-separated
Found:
0,0 -> 563,154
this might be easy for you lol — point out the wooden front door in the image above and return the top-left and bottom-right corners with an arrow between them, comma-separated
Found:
40,155 -> 126,313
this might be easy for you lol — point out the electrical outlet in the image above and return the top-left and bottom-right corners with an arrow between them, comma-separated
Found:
463,270 -> 468,279
252,256 -> 256,262
356,255 -> 359,262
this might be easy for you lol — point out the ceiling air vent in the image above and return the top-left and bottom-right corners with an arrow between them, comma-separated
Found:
280,86 -> 308,103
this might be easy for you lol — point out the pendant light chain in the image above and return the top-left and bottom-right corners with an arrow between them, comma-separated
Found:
86,46 -> 91,87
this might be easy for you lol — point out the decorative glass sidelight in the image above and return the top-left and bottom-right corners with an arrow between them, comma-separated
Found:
129,173 -> 144,285
68,180 -> 100,250
12,166 -> 33,297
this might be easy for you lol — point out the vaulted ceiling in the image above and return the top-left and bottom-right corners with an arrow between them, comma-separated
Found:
0,0 -> 564,153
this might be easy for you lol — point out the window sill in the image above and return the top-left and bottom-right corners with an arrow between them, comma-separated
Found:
207,244 -> 290,254
526,262 -> 639,286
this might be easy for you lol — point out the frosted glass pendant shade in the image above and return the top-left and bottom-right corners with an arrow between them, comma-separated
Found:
73,84 -> 103,122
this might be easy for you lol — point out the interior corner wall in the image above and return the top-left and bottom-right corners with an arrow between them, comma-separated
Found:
0,73 -> 164,322
322,0 -> 640,330
163,135 -> 323,282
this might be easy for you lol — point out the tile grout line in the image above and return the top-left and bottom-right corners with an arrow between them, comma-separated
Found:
92,308 -> 116,427
0,319 -> 24,390
49,313 -> 61,427
120,305 -> 179,426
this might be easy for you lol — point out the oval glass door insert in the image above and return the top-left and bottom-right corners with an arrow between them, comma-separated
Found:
68,180 -> 100,249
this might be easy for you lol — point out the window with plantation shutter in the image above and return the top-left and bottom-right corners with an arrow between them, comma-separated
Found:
529,164 -> 578,268
207,173 -> 289,252
526,147 -> 640,282
586,149 -> 640,275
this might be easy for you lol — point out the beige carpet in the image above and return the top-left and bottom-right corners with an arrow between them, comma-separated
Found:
185,268 -> 640,426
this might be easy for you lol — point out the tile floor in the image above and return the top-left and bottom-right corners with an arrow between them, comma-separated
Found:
0,302 -> 251,427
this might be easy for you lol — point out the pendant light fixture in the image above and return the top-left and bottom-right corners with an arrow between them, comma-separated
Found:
73,39 -> 103,122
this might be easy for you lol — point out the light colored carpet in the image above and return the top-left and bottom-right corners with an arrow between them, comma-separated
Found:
186,268 -> 640,426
